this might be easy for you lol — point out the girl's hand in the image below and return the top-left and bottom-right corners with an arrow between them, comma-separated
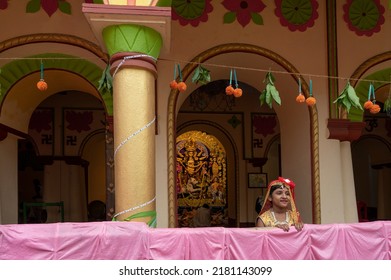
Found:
276,224 -> 290,232
294,222 -> 304,232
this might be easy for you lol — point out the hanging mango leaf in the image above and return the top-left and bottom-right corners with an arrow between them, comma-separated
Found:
98,64 -> 113,96
259,71 -> 281,108
333,81 -> 363,114
192,64 -> 211,85
113,210 -> 157,228
384,83 -> 391,114
384,98 -> 391,112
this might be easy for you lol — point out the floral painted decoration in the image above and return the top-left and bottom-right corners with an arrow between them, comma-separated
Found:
29,109 -> 53,133
253,115 -> 278,137
26,0 -> 71,17
275,0 -> 319,31
66,111 -> 93,133
172,0 -> 213,27
0,0 -> 8,10
343,0 -> 385,36
222,0 -> 266,27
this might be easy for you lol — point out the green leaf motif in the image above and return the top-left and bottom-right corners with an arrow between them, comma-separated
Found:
342,97 -> 352,113
123,210 -> 157,228
260,71 -> 280,108
156,0 -> 172,7
265,84 -> 272,107
384,98 -> 391,111
333,81 -> 363,114
270,86 -> 281,105
192,65 -> 211,85
59,1 -> 71,15
347,84 -> 362,110
251,13 -> 264,25
26,0 -> 40,13
259,90 -> 266,106
223,12 -> 236,24
98,64 -> 113,96
103,25 -> 162,59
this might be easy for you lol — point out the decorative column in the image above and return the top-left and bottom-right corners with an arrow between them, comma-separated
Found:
340,141 -> 358,222
103,24 -> 161,224
82,3 -> 171,225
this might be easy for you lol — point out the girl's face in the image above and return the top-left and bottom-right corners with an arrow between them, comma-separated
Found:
269,186 -> 291,209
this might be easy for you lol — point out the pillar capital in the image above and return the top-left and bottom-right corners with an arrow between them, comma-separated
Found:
82,3 -> 171,57
103,24 -> 162,59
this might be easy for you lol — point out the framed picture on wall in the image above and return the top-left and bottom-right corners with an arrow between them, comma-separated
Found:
248,173 -> 268,188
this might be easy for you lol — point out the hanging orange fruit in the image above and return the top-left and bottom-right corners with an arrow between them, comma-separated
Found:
37,79 -> 48,91
306,96 -> 316,106
233,88 -> 242,98
305,79 -> 316,106
225,85 -> 234,95
296,93 -> 305,103
369,104 -> 381,114
177,81 -> 187,92
169,80 -> 178,89
363,100 -> 373,110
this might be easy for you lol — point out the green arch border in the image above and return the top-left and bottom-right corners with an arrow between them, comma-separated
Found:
0,53 -> 112,115
349,68 -> 391,122
349,51 -> 391,122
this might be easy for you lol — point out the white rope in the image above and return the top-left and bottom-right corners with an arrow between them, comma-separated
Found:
113,196 -> 156,220
114,116 -> 156,157
112,54 -> 157,79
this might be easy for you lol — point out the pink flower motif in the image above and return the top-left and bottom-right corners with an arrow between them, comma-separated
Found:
41,0 -> 58,17
172,0 -> 214,27
0,0 -> 8,9
29,110 -> 53,133
26,0 -> 71,17
66,111 -> 93,133
222,0 -> 266,27
253,115 -> 277,137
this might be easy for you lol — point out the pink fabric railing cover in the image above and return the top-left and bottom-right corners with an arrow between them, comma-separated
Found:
1,221 -> 390,260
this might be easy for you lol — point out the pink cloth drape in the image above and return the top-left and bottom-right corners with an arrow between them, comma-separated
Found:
1,221 -> 390,260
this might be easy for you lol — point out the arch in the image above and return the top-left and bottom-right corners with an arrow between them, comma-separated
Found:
351,134 -> 391,219
349,51 -> 391,122
177,119 -> 241,227
79,128 -> 106,157
0,34 -> 111,115
167,43 -> 321,227
0,33 -> 108,61
352,134 -> 391,152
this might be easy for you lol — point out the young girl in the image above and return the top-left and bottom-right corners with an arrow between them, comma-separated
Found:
256,177 -> 303,232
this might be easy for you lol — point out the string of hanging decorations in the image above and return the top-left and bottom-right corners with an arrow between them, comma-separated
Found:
165,59 -> 390,116
0,56 -> 390,117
